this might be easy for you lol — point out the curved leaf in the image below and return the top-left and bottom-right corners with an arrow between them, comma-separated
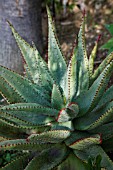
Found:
51,84 -> 64,110
57,103 -> 79,123
0,139 -> 55,151
8,21 -> 54,90
0,116 -> 51,140
76,16 -> 89,95
28,130 -> 71,143
65,48 -> 77,100
0,76 -> 25,104
0,118 -> 29,139
68,134 -> 101,150
25,144 -> 69,170
56,108 -> 75,123
0,111 -> 54,126
47,7 -> 67,90
75,58 -> 113,116
89,122 -> 113,140
91,52 -> 113,84
96,85 -> 113,109
89,42 -> 98,79
65,131 -> 101,150
51,121 -> 74,131
74,101 -> 113,130
102,136 -> 113,152
57,153 -> 87,170
0,66 -> 50,106
0,103 -> 58,117
74,145 -> 113,170
1,153 -> 30,170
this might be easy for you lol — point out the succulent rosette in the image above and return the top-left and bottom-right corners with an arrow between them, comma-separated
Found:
0,7 -> 113,170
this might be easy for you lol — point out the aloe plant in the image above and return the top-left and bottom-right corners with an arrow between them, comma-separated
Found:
0,8 -> 113,170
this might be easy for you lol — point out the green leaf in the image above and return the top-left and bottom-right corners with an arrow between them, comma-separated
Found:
4,153 -> 11,163
89,42 -> 98,78
0,76 -> 25,104
65,131 -> 101,150
0,103 -> 58,117
91,52 -> 113,85
0,139 -> 55,151
76,16 -> 89,95
56,109 -> 74,123
0,118 -> 28,139
1,154 -> 30,170
65,49 -> 77,100
0,103 -> 56,126
74,101 -> 113,130
1,112 -> 54,127
0,136 -> 8,142
89,122 -> 113,140
32,43 -> 54,90
65,131 -> 89,145
95,155 -> 102,170
96,85 -> 113,109
51,121 -> 74,131
24,64 -> 33,81
105,24 -> 113,36
0,66 -> 50,106
100,38 -> 113,50
0,110 -> 52,133
67,103 -> 79,115
47,7 -> 67,90
8,21 -> 54,90
74,145 -> 113,170
57,103 -> 79,123
0,112 -> 32,126
25,144 -> 69,170
107,47 -> 113,55
75,58 -> 113,116
57,153 -> 87,170
51,84 -> 64,110
0,115 -> 51,138
68,134 -> 101,150
28,130 -> 71,143
102,136 -> 113,152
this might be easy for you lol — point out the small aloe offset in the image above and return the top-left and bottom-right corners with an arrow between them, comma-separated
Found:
0,7 -> 113,170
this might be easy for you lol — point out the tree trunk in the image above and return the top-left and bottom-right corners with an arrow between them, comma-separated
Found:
0,0 -> 43,73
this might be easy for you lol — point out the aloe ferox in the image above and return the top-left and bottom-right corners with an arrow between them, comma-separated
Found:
0,8 -> 113,170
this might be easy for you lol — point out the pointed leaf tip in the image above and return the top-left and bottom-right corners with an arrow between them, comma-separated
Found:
47,5 -> 67,89
6,20 -> 11,26
97,34 -> 101,43
82,9 -> 86,18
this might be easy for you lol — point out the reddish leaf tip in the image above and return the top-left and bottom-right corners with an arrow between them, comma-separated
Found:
26,138 -> 30,142
82,9 -> 86,18
97,34 -> 101,43
99,133 -> 102,144
68,102 -> 77,107
56,108 -> 66,122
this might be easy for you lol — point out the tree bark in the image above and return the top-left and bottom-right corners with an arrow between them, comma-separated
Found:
0,0 -> 43,73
